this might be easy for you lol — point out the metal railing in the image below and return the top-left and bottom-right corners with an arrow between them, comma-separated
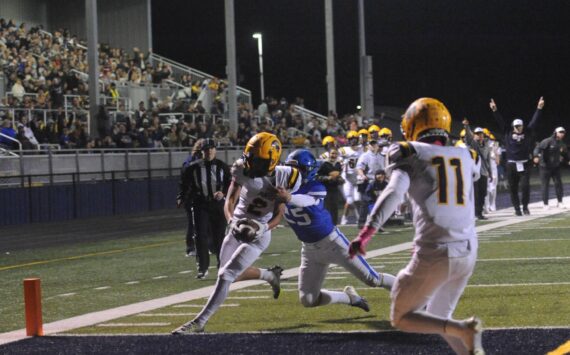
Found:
0,107 -> 89,126
0,146 -> 325,185
293,105 -> 328,125
0,132 -> 22,152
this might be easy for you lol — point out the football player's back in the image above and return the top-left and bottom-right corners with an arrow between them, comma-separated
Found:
404,142 -> 480,244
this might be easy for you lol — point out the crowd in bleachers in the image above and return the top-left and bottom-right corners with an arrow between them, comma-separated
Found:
0,18 -> 384,151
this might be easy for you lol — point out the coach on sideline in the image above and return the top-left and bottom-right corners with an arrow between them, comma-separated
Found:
533,126 -> 568,210
177,138 -> 230,279
490,96 -> 544,216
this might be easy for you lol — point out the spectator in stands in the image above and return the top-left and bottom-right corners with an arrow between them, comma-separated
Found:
11,78 -> 25,101
0,119 -> 16,148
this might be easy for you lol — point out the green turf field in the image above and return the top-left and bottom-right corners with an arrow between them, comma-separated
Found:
1,211 -> 570,335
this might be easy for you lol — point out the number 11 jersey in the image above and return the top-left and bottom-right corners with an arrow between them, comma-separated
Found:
387,142 -> 481,244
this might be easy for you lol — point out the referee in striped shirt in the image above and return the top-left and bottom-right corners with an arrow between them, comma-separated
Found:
178,138 -> 230,279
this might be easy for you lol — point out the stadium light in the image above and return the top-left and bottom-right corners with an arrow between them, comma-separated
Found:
252,33 -> 265,102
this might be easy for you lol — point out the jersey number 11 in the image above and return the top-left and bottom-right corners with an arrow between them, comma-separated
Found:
432,156 -> 465,206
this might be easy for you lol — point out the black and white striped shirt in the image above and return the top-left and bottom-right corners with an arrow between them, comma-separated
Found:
178,158 -> 230,204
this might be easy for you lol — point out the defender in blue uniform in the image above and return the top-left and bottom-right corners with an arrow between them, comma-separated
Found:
280,150 -> 395,311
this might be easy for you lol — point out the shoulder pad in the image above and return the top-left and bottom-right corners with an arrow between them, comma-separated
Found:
387,142 -> 416,164
468,149 -> 480,164
287,167 -> 300,189
231,159 -> 246,178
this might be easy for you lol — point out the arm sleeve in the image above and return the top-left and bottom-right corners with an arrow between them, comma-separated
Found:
534,139 -> 546,157
492,111 -> 507,133
288,194 -> 320,207
527,109 -> 542,130
356,154 -> 367,170
464,125 -> 474,145
177,165 -> 190,201
365,169 -> 410,230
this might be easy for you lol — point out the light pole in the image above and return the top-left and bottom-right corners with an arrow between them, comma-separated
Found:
252,33 -> 265,102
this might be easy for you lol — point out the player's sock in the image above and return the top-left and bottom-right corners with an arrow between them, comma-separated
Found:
258,269 -> 275,283
193,278 -> 231,325
377,273 -> 396,290
318,289 -> 351,306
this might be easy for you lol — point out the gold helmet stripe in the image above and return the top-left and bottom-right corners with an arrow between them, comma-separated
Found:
288,167 -> 300,189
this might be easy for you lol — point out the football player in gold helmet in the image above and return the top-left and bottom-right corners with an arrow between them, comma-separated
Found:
173,132 -> 302,334
320,135 -> 338,161
368,124 -> 381,141
351,98 -> 484,355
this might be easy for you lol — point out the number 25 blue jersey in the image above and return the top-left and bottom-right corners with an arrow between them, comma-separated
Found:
284,180 -> 335,243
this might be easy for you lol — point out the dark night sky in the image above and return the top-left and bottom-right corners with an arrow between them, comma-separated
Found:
152,0 -> 570,137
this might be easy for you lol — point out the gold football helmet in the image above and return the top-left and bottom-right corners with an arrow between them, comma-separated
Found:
243,132 -> 282,177
368,124 -> 381,133
379,127 -> 392,137
483,128 -> 491,137
402,98 -> 452,142
346,130 -> 359,145
322,135 -> 336,147
460,129 -> 466,138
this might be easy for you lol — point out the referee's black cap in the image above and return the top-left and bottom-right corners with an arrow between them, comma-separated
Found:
201,138 -> 216,150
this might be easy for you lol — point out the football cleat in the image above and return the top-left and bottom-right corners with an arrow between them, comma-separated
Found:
515,209 -> 523,216
267,265 -> 283,299
344,286 -> 370,312
196,270 -> 208,279
465,316 -> 484,355
171,320 -> 204,335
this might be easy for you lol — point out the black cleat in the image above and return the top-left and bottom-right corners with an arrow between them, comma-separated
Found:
523,207 -> 530,215
267,265 -> 283,299
515,209 -> 522,216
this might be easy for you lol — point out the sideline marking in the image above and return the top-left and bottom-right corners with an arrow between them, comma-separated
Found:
0,241 -> 178,272
94,287 -> 111,291
0,202 -> 567,345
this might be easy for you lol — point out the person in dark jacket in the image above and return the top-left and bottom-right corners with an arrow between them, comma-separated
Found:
490,97 -> 544,216
316,148 -> 344,225
533,127 -> 568,209
463,119 -> 493,219
177,138 -> 230,279
177,139 -> 204,257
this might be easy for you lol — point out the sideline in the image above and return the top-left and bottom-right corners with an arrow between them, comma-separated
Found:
0,201 -> 566,345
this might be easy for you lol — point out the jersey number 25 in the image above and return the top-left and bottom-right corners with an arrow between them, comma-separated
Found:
284,207 -> 311,226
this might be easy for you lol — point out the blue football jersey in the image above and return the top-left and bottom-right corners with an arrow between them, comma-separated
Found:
284,180 -> 335,243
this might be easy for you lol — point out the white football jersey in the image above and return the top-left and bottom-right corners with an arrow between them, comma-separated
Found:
231,159 -> 302,223
387,142 -> 481,243
339,145 -> 364,184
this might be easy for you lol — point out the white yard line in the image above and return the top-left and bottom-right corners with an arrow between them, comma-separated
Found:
227,296 -> 270,300
467,282 -> 570,288
96,323 -> 170,327
480,239 -> 569,243
94,286 -> 111,290
0,200 -> 566,345
137,313 -> 197,317
478,256 -> 570,262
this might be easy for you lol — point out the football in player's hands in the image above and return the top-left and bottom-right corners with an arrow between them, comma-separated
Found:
232,218 -> 259,243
